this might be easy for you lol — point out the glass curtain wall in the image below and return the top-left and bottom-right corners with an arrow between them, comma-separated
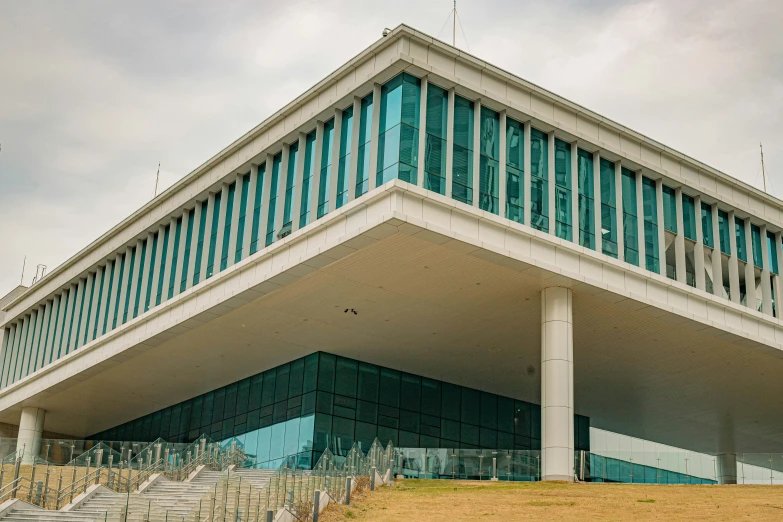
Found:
452,95 -> 474,204
89,352 -> 590,468
355,94 -> 373,197
249,163 -> 266,255
300,131 -> 317,228
234,174 -> 250,263
701,202 -> 714,248
682,194 -> 696,241
317,120 -> 335,219
336,106 -> 353,209
424,83 -> 448,194
265,153 -> 282,247
600,159 -> 617,257
377,73 -> 420,186
478,107 -> 500,214
554,139 -> 572,241
205,192 -> 221,279
219,184 -> 234,272
577,149 -> 594,249
642,177 -> 659,273
505,118 -> 524,224
282,142 -> 299,233
530,129 -> 549,232
621,168 -> 638,265
751,224 -> 763,269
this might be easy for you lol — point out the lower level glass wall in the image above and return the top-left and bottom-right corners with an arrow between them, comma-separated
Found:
89,352 -> 589,471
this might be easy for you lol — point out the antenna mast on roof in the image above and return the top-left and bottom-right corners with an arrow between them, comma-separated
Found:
153,162 -> 161,198
760,143 -> 767,193
453,1 -> 456,46
20,256 -> 26,286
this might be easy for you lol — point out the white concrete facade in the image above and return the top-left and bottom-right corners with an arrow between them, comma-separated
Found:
1,25 -> 783,470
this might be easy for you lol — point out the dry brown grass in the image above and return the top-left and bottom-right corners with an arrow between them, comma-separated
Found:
319,478 -> 783,521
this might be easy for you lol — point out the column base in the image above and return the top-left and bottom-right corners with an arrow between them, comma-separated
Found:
542,474 -> 574,482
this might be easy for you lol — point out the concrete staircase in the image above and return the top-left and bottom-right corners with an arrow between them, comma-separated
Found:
137,470 -> 224,518
229,469 -> 277,490
0,488 -> 124,522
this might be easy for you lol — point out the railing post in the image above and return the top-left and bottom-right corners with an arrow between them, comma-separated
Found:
370,467 -> 376,491
28,459 -> 37,501
55,472 -> 63,509
312,489 -> 320,522
70,466 -> 77,504
12,455 -> 21,499
344,477 -> 351,506
84,456 -> 91,493
265,510 -> 273,522
42,467 -> 50,508
34,481 -> 43,506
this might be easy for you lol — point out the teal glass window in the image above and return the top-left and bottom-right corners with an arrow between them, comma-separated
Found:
577,149 -> 594,249
554,139 -> 572,241
767,231 -> 778,275
156,227 -> 170,304
145,233 -> 158,312
235,175 -> 250,263
751,224 -> 763,268
355,94 -> 373,197
662,185 -> 677,233
505,118 -> 523,224
92,268 -> 105,340
701,202 -> 714,249
424,83 -> 448,194
377,73 -> 421,187
682,194 -> 696,241
599,159 -> 617,258
621,168 -> 639,266
168,217 -> 182,297
642,177 -> 659,273
530,128 -> 549,232
181,209 -> 195,291
478,107 -> 499,214
336,107 -> 353,209
132,240 -> 147,318
205,192 -> 221,279
300,131 -> 317,228
451,95 -> 474,205
718,209 -> 730,255
282,142 -> 298,233
265,153 -> 282,247
123,246 -> 137,323
102,262 -> 115,335
317,119 -> 334,219
250,164 -> 266,254
193,200 -> 208,283
735,217 -> 747,262
220,184 -> 235,271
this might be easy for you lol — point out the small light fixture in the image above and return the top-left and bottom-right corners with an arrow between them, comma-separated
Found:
382,28 -> 392,37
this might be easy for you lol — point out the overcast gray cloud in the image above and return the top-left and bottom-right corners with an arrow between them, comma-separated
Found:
1,0 -> 781,296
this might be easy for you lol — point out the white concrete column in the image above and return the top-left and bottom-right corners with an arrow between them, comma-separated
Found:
728,211 -> 741,304
127,239 -> 143,320
214,184 -> 230,272
593,153 -> 602,253
716,453 -> 737,484
498,111 -> 507,218
369,84 -> 383,190
711,204 -> 723,297
760,225 -> 773,315
227,176 -> 243,258
547,132 -> 556,235
43,296 -> 60,368
18,407 -> 45,464
139,233 -> 154,313
60,285 -> 77,356
445,89 -> 455,199
347,97 -> 362,202
25,310 -> 40,378
200,193 -> 216,283
472,99 -> 481,207
523,121 -> 532,227
274,144 -> 290,236
86,267 -> 103,342
186,202 -> 203,288
636,171 -> 645,267
571,142 -> 579,243
22,311 -> 38,378
694,196 -> 706,291
744,218 -> 756,310
614,162 -> 624,262
416,77 -> 428,188
259,154 -> 275,249
242,166 -> 259,258
328,109 -> 343,212
0,324 -> 13,387
173,210 -> 190,296
162,218 -> 178,296
6,321 -> 22,385
76,272 -> 94,347
150,226 -> 165,302
541,286 -> 574,482
49,293 -> 65,360
656,179 -> 666,275
776,232 -> 783,317
292,133 -> 307,232
674,188 -> 686,284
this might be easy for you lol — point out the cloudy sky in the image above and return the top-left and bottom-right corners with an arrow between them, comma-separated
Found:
0,0 -> 781,296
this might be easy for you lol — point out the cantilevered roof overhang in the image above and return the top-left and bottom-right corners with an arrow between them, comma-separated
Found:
1,182 -> 782,454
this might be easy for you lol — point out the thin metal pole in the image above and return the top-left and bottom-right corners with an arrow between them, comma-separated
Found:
452,1 -> 456,47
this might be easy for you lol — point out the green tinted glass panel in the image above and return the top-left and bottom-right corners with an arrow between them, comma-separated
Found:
577,149 -> 594,250
356,94 -> 373,197
266,154 -> 282,247
282,142 -> 298,229
530,128 -> 548,232
452,95 -> 474,205
701,202 -> 714,249
506,118 -> 524,224
642,177 -> 659,273
235,174 -> 250,262
599,159 -> 617,258
682,194 -> 696,241
317,119 -> 334,219
250,164 -> 265,254
554,139 -> 572,241
718,209 -> 730,255
767,231 -> 779,275
424,83 -> 448,195
662,185 -> 677,233
735,218 -> 747,262
478,107 -> 499,214
300,131 -> 317,228
377,74 -> 420,187
621,168 -> 638,266
336,107 -> 353,208
751,224 -> 763,268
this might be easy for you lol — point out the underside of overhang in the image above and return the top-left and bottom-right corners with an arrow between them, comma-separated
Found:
5,229 -> 783,454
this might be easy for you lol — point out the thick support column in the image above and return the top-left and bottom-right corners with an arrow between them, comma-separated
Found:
716,453 -> 737,484
18,407 -> 45,464
541,287 -> 574,482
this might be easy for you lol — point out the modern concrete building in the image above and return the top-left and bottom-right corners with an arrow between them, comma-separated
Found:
1,24 -> 782,483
